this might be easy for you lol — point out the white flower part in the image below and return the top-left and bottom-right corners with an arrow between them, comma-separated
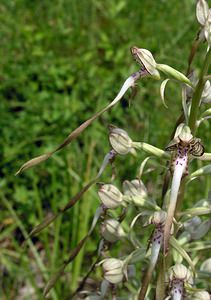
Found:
102,258 -> 124,284
196,1 -> 211,46
123,179 -> 148,198
150,227 -> 163,266
168,264 -> 193,300
196,0 -> 209,26
152,211 -> 167,226
131,46 -> 159,77
169,145 -> 188,214
98,184 -> 123,209
169,264 -> 193,284
192,291 -> 211,300
171,280 -> 184,300
191,291 -> 211,300
109,127 -> 133,155
101,218 -> 125,243
202,80 -> 211,103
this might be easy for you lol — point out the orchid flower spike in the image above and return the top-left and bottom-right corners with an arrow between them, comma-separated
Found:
164,124 -> 204,254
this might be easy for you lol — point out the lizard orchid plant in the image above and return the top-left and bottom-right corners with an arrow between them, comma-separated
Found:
16,0 -> 211,299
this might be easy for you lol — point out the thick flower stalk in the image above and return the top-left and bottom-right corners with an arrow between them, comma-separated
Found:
164,126 -> 204,254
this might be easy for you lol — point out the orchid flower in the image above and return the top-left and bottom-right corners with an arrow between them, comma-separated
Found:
168,264 -> 193,300
164,125 -> 204,254
138,211 -> 167,300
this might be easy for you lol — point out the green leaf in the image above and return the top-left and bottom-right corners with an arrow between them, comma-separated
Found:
170,236 -> 195,274
178,206 -> 211,216
160,78 -> 170,108
189,164 -> 211,180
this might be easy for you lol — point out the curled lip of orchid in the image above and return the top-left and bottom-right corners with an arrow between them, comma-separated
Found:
165,133 -> 204,157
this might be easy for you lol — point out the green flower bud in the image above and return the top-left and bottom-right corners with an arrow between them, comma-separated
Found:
102,258 -> 125,284
109,126 -> 133,155
191,291 -> 210,300
101,218 -> 125,243
98,183 -> 123,209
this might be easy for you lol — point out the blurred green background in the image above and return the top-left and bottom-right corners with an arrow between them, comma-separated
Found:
1,0 -> 210,299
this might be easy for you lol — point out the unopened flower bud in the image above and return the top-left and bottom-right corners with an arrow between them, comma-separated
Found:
123,179 -> 147,198
131,46 -> 160,79
102,258 -> 125,284
151,210 -> 167,226
169,264 -> 192,283
191,291 -> 210,300
200,257 -> 211,273
196,0 -> 209,26
101,219 -> 125,243
98,184 -> 123,209
109,126 -> 133,155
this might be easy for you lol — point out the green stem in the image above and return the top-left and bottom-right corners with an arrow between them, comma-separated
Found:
188,48 -> 211,134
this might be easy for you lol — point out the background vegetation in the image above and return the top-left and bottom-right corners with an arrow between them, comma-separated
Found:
1,0 -> 210,299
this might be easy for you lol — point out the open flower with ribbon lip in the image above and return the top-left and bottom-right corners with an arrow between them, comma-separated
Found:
168,264 -> 193,300
137,211 -> 168,300
164,124 -> 205,254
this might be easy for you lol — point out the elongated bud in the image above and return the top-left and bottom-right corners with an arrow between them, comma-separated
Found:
98,183 -> 123,209
101,218 -> 125,243
156,64 -> 192,86
102,258 -> 125,284
196,0 -> 209,26
109,126 -> 133,155
191,291 -> 210,300
123,179 -> 147,198
131,46 -> 160,79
